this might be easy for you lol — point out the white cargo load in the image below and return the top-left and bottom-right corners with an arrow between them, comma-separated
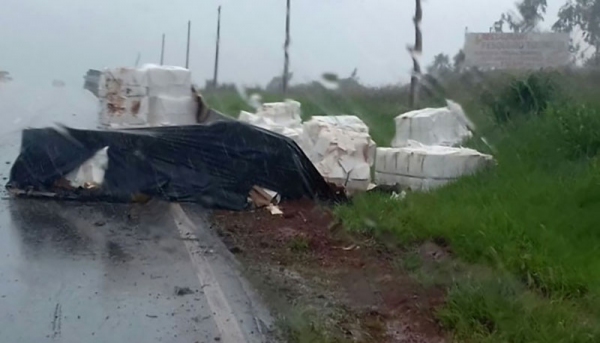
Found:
374,142 -> 493,191
255,100 -> 302,129
239,104 -> 378,191
238,110 -> 306,148
305,115 -> 369,134
98,96 -> 149,127
98,65 -> 192,97
302,115 -> 376,191
98,64 -> 197,128
147,96 -> 198,126
391,105 -> 472,148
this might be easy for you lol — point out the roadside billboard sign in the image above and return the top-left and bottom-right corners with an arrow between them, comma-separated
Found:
464,32 -> 570,70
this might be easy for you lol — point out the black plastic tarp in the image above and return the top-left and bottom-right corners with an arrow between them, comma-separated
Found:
7,121 -> 342,210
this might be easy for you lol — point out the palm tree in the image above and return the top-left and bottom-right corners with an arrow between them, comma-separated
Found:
453,50 -> 466,71
427,53 -> 452,76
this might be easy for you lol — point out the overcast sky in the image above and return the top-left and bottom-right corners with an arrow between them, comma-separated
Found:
1,0 -> 566,87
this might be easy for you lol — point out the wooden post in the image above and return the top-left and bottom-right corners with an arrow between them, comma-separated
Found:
160,34 -> 165,65
409,0 -> 422,109
185,21 -> 191,69
282,0 -> 291,95
212,6 -> 222,88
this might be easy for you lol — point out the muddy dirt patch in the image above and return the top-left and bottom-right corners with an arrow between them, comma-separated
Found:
212,200 -> 448,343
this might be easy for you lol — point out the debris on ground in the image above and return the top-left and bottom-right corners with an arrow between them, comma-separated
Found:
266,204 -> 283,215
248,186 -> 280,208
174,286 -> 194,296
212,200 -> 448,342
390,190 -> 407,200
248,186 -> 284,215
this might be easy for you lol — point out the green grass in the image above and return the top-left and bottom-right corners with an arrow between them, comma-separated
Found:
335,98 -> 600,340
206,72 -> 600,342
288,236 -> 311,253
276,307 -> 344,343
438,275 -> 599,343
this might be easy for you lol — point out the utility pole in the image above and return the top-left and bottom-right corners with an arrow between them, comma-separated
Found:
212,6 -> 222,88
160,34 -> 165,65
185,20 -> 191,69
282,0 -> 291,95
135,52 -> 141,67
409,0 -> 422,109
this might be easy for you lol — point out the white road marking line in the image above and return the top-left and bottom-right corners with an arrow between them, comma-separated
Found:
170,203 -> 247,343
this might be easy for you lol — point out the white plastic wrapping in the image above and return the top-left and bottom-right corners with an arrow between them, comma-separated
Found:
302,116 -> 376,191
65,147 -> 110,188
391,106 -> 472,147
374,143 -> 493,191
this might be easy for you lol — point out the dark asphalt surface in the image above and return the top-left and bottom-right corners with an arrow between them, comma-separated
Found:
0,84 -> 273,343
1,200 -> 221,342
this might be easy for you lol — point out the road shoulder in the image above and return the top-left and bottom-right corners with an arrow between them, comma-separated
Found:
211,199 -> 448,343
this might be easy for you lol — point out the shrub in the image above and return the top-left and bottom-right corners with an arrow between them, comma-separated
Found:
550,103 -> 600,159
483,72 -> 558,123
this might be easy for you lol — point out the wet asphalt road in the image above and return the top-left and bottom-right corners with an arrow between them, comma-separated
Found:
0,84 -> 273,342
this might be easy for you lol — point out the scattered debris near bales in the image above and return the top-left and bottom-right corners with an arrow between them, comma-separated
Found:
174,286 -> 195,297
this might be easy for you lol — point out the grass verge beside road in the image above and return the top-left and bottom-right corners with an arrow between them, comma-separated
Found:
208,71 -> 600,342
336,99 -> 600,341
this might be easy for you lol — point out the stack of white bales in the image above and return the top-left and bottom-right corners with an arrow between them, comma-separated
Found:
238,100 -> 306,149
302,116 -> 375,191
239,102 -> 376,191
98,64 -> 197,128
375,101 -> 493,191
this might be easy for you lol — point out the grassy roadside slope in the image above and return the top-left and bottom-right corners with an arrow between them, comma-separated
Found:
335,78 -> 600,341
207,71 -> 600,342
